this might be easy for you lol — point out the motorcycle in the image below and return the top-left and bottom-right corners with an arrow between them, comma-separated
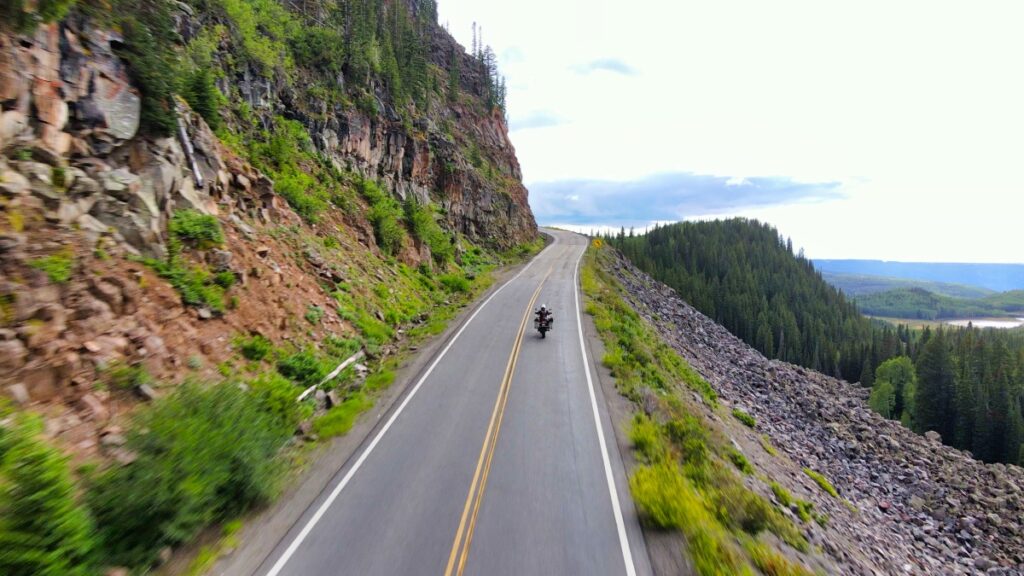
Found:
534,313 -> 553,338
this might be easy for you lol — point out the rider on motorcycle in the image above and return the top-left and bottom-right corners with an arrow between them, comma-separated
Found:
535,304 -> 553,326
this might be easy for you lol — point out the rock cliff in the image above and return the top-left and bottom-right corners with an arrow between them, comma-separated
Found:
0,0 -> 537,467
603,249 -> 1023,575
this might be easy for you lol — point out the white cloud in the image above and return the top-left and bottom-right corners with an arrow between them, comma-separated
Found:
438,0 -> 1024,262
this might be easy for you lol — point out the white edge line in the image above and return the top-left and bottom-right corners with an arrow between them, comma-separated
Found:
265,239 -> 554,576
573,246 -> 638,576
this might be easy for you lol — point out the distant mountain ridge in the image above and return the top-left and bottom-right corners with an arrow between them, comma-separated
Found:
853,287 -> 1024,320
822,272 -> 995,299
814,260 -> 1024,292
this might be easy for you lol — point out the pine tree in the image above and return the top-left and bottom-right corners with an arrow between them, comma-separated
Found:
859,358 -> 874,387
914,330 -> 955,441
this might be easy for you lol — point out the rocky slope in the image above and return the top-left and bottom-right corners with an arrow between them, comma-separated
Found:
603,250 -> 1023,575
0,1 -> 536,465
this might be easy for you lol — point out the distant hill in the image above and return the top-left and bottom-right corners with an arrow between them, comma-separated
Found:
609,219 -> 881,380
822,272 -> 995,299
813,260 -> 1024,292
854,288 -> 1024,320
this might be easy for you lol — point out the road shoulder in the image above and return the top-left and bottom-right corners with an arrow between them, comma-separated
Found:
579,273 -> 680,576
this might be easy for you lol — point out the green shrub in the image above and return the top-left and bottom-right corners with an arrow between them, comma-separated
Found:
726,447 -> 753,475
369,200 -> 405,256
179,65 -> 221,130
289,26 -> 345,75
169,210 -> 224,250
630,464 -> 750,575
629,414 -> 666,464
114,0 -> 180,136
796,500 -> 815,523
145,259 -> 227,313
88,382 -> 290,568
248,372 -> 311,430
276,348 -> 331,387
213,271 -> 236,289
365,370 -> 395,391
103,362 -> 153,390
355,310 -> 393,346
29,250 -> 74,284
803,468 -> 839,498
438,273 -> 470,293
305,305 -> 325,325
313,392 -> 373,438
322,336 -> 361,360
214,0 -> 296,76
404,197 -> 453,265
769,481 -> 792,507
273,167 -> 328,222
51,166 -> 67,190
744,539 -> 813,576
717,483 -> 774,535
236,334 -> 273,361
1,0 -> 78,34
358,179 -> 405,256
663,414 -> 710,465
0,412 -> 97,576
732,408 -> 756,428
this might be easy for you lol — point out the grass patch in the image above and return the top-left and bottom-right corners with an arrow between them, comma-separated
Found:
726,447 -> 753,475
745,539 -> 814,576
235,334 -> 272,361
29,249 -> 74,284
276,348 -> 334,388
760,434 -> 779,456
803,468 -> 839,498
305,304 -> 325,325
102,361 -> 153,390
438,273 -> 470,293
169,210 -> 223,250
365,370 -> 395,392
732,408 -> 756,428
313,392 -> 373,438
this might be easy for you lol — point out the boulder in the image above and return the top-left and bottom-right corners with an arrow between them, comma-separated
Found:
89,277 -> 124,315
6,383 -> 30,405
0,339 -> 29,370
0,110 -> 29,148
79,71 -> 141,141
0,169 -> 29,196
79,393 -> 109,421
22,362 -> 59,402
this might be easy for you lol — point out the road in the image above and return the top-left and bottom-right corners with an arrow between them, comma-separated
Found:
245,229 -> 651,576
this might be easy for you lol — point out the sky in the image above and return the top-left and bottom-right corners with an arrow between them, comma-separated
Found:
436,0 -> 1024,263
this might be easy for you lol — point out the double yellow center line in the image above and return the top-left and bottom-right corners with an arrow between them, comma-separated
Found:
443,265 -> 554,576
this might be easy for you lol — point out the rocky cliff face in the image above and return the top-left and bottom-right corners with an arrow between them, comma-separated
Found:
0,2 -> 536,466
603,250 -> 1024,575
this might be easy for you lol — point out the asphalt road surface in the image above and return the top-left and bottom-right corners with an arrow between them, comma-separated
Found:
249,229 -> 651,576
